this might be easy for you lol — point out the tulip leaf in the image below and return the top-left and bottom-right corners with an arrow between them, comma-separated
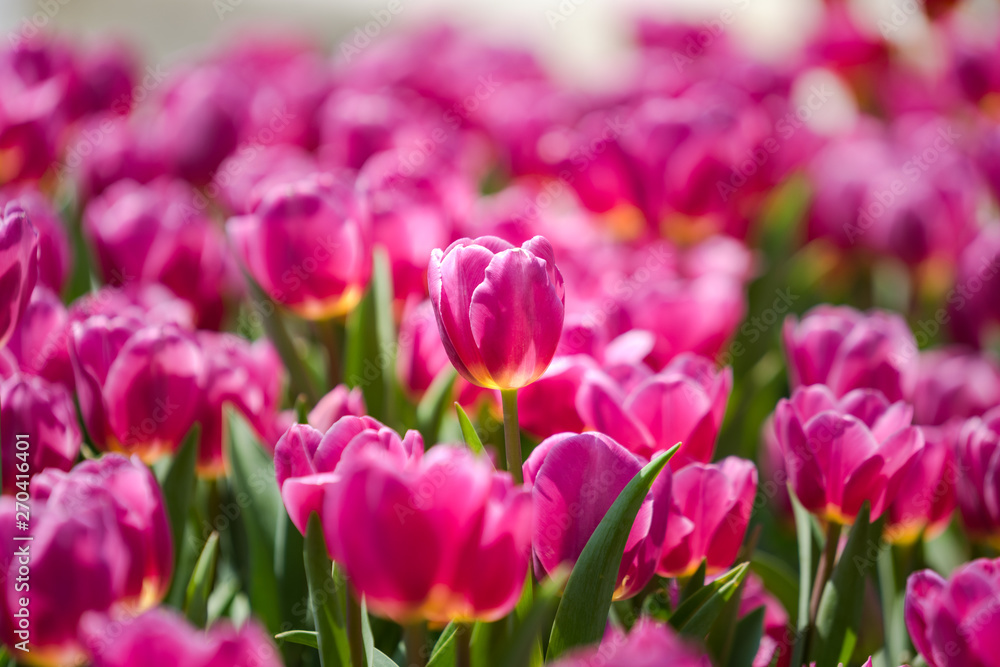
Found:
498,570 -> 567,667
546,446 -> 678,660
749,552 -> 799,627
416,368 -> 457,443
0,647 -> 8,667
372,649 -> 398,667
706,563 -> 750,663
810,503 -> 878,667
788,486 -> 814,667
726,605 -> 765,667
361,597 -> 375,667
158,423 -> 200,564
455,403 -> 486,456
678,559 -> 708,606
675,563 -> 749,639
275,630 -> 319,649
304,514 -> 351,667
427,622 -> 458,667
668,563 -> 747,631
184,531 -> 219,628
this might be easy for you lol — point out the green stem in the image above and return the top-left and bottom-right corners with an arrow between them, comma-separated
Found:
316,318 -> 344,389
345,590 -> 366,667
403,622 -> 426,667
501,389 -> 523,484
809,522 -> 842,622
456,623 -> 471,667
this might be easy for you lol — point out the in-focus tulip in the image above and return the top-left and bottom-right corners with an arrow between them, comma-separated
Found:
954,408 -> 1000,544
783,305 -> 917,402
548,619 -> 711,667
1,374 -> 81,493
227,173 -> 372,320
885,427 -> 956,545
307,384 -> 366,432
322,444 -> 530,623
428,235 -> 565,390
772,385 -> 922,523
523,432 -> 673,599
576,353 -> 731,468
906,558 -> 1000,667
658,457 -> 757,578
0,202 -> 38,349
274,416 -> 423,534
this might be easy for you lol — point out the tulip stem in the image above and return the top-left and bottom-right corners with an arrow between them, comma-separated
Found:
455,623 -> 472,667
809,521 -> 843,624
403,622 -> 427,667
316,318 -> 344,388
346,590 -> 366,667
501,389 -> 523,484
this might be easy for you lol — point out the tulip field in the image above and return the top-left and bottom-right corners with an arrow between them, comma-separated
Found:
4,2 -> 1000,666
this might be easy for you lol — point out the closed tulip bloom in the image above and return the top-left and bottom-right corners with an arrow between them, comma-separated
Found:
549,620 -> 711,667
227,173 -> 372,320
783,306 -> 917,402
274,417 -> 423,534
524,432 -> 673,599
322,445 -> 530,623
658,457 -> 757,578
576,354 -> 732,469
772,385 -> 922,523
428,235 -> 565,390
954,408 -> 1000,543
906,558 -> 1000,667
885,429 -> 956,545
0,202 -> 38,349
0,374 -> 81,494
307,384 -> 366,432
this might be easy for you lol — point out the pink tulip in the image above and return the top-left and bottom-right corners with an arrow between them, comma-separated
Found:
322,444 -> 530,623
0,202 -> 38,349
227,172 -> 372,320
82,607 -> 280,667
549,619 -> 711,667
913,348 -> 1000,427
274,416 -> 423,534
740,573 -> 791,667
307,384 -> 366,432
948,227 -> 1000,349
1,374 -> 81,494
576,353 -> 732,468
906,558 -> 1000,667
954,408 -> 1000,542
428,235 -> 565,390
212,144 -> 318,214
523,432 -> 673,599
517,355 -> 597,439
397,297 -> 452,396
658,457 -> 757,578
885,428 -> 956,545
5,286 -> 73,388
0,186 -> 71,291
772,385 -> 922,523
783,305 -> 917,402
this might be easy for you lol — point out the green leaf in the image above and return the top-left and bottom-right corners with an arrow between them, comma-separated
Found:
361,597 -> 375,667
455,403 -> 486,456
499,571 -> 567,667
669,563 -> 747,631
157,423 -> 200,565
426,622 -> 458,667
678,559 -> 708,606
276,630 -> 319,649
416,368 -> 457,443
727,605 -> 765,667
675,563 -> 749,639
788,486 -> 814,667
810,503 -> 877,667
372,649 -> 399,667
706,564 -> 750,662
749,552 -> 799,627
546,446 -> 678,660
304,514 -> 350,667
184,531 -> 219,628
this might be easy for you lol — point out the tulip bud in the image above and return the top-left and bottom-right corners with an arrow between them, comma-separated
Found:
524,432 -> 673,600
428,235 -> 565,390
227,173 -> 372,320
0,202 -> 38,349
322,445 -> 530,623
658,457 -> 757,578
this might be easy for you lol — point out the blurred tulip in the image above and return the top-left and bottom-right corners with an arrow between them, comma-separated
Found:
274,417 -> 423,534
0,186 -> 71,291
948,227 -> 1000,349
906,558 -> 1000,667
658,457 -> 756,578
517,355 -> 597,439
886,428 -> 955,544
322,444 -> 530,623
913,348 -> 1000,427
307,384 -> 366,432
783,305 -> 917,402
772,385 -> 922,523
954,408 -> 1000,543
548,619 -> 711,667
524,432 -> 672,599
0,202 -> 38,349
212,143 -> 318,214
0,374 -> 81,494
227,173 -> 371,320
5,286 -> 73,388
576,353 -> 731,468
740,573 -> 791,667
397,297 -> 452,396
428,235 -> 565,389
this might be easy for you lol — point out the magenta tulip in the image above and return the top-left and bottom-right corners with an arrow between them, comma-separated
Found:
322,444 -> 530,623
5,285 -> 73,388
274,416 -> 423,534
524,432 -> 673,599
576,353 -> 732,468
227,172 -> 372,320
885,428 -> 956,545
307,384 -> 366,432
772,385 -> 922,523
740,573 -> 791,667
913,348 -> 1000,427
906,558 -> 1000,667
517,355 -> 597,439
658,457 -> 757,578
948,227 -> 1000,349
397,297 -> 452,397
428,235 -> 565,390
1,374 -> 81,494
0,186 -> 71,291
783,305 -> 917,402
549,620 -> 711,667
954,408 -> 1000,543
0,202 -> 38,349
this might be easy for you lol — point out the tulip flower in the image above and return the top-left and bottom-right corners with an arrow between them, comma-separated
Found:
5,286 -> 74,388
658,457 -> 757,578
740,574 -> 792,667
913,348 -> 1000,427
274,416 -> 423,534
0,186 -> 72,291
1,374 -> 81,494
517,355 -> 597,439
783,305 -> 917,402
885,428 -> 956,545
772,385 -> 922,523
227,172 -> 372,320
906,558 -> 1000,667
948,227 -> 1000,349
397,297 -> 452,397
576,353 -> 732,469
322,444 -> 530,623
307,384 -> 366,432
0,202 -> 38,349
548,620 -> 712,667
954,408 -> 1000,544
524,432 -> 673,599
